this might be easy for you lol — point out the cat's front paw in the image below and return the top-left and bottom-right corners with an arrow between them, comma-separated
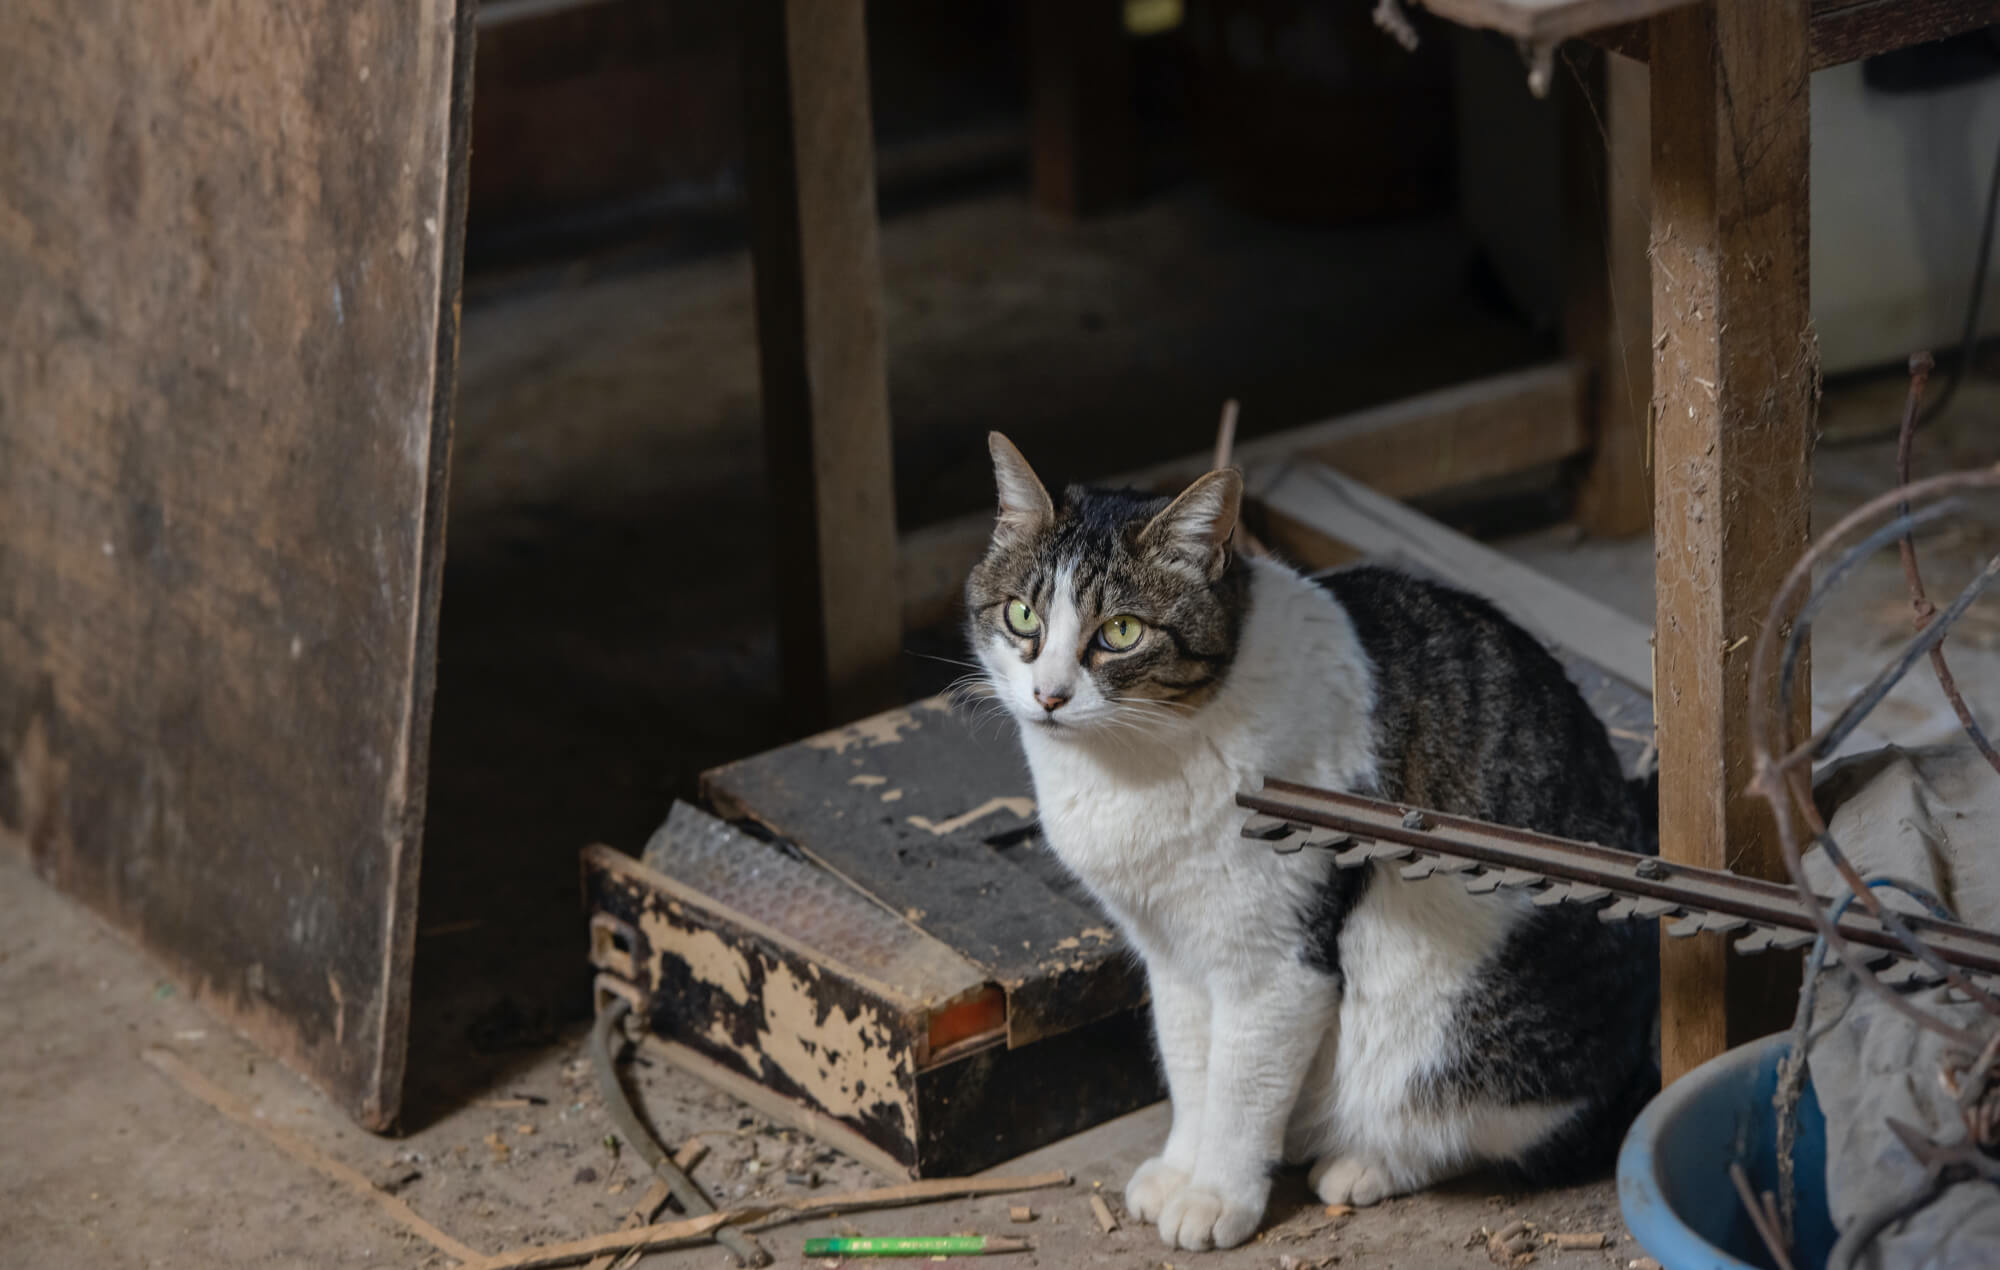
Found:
1156,1178 -> 1267,1251
1310,1154 -> 1397,1207
1124,1156 -> 1189,1225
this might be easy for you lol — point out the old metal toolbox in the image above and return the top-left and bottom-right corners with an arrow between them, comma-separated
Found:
582,697 -> 1163,1178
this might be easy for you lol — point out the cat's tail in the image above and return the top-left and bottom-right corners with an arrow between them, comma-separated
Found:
1504,1042 -> 1661,1189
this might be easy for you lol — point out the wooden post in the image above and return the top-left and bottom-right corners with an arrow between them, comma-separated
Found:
1565,48 -> 1654,539
1648,0 -> 1815,1083
744,0 -> 905,727
1025,0 -> 1136,219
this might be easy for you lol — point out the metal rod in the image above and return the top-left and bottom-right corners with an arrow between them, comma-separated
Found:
1236,782 -> 2000,980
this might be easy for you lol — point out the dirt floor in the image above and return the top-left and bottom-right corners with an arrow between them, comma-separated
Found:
10,182 -> 2000,1269
0,848 -> 1633,1269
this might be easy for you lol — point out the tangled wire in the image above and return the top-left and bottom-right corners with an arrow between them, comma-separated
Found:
1746,355 -> 2000,1270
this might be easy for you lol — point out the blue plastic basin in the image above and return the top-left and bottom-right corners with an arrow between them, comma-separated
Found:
1618,1033 -> 1838,1270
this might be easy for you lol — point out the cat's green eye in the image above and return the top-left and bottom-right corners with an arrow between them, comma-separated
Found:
1099,615 -> 1144,651
1005,599 -> 1041,637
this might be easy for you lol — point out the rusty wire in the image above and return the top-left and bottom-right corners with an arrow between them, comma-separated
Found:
1750,355 -> 2000,1268
1896,353 -> 2000,780
1748,459 -> 2000,1050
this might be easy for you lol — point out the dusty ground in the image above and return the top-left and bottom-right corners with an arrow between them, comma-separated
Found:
1,843 -> 1635,1269
9,179 -> 2000,1270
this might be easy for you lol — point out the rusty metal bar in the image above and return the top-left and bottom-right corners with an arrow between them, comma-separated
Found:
1237,780 -> 2000,987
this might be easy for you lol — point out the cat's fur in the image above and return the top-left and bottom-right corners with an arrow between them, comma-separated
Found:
964,435 -> 1658,1252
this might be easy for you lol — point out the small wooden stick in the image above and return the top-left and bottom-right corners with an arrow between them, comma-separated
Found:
1089,1194 -> 1119,1234
1545,1231 -> 1608,1250
463,1170 -> 1072,1270
590,1180 -> 672,1270
672,1139 -> 710,1173
1729,1161 -> 1797,1270
141,1047 -> 484,1264
1213,399 -> 1241,473
599,1140 -> 719,1270
1210,399 -> 1271,560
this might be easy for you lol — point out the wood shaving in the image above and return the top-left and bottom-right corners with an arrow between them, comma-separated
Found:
1089,1194 -> 1119,1234
1545,1231 -> 1608,1250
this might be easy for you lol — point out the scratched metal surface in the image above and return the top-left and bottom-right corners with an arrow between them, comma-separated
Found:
642,801 -> 987,1008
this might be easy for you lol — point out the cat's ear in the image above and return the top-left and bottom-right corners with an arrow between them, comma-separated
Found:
988,432 -> 1055,545
1139,468 -> 1242,579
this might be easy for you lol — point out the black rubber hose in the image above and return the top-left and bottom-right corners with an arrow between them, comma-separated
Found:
589,996 -> 770,1267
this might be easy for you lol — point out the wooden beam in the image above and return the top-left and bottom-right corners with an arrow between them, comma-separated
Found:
1251,461 -> 1655,693
1649,0 -> 1814,1084
1024,0 -> 1137,218
1564,50 -> 1654,538
1587,0 -> 2000,70
1139,361 -> 1591,501
896,362 -> 1590,630
744,0 -> 904,727
1417,0 -> 1689,44
1809,0 -> 2000,70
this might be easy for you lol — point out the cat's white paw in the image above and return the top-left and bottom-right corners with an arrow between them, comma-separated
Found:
1124,1156 -> 1190,1225
1156,1179 -> 1266,1251
1310,1155 -> 1398,1207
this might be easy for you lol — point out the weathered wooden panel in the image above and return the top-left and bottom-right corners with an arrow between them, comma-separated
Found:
586,837 -> 1165,1177
0,0 -> 475,1129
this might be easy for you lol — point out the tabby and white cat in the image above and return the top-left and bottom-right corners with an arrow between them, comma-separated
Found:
964,435 -> 1658,1251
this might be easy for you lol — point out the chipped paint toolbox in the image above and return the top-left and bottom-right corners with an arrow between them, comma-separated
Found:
582,697 -> 1162,1178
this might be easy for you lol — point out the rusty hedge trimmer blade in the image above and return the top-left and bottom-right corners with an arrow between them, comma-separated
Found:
1237,779 -> 2000,996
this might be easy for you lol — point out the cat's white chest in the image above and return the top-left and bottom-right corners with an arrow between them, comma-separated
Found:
1027,741 -> 1326,969
1036,751 -> 1235,890
1013,561 -> 1380,966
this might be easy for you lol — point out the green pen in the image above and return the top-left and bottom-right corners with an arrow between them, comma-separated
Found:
801,1235 -> 1031,1258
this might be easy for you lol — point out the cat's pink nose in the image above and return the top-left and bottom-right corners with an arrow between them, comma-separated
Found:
1034,689 -> 1070,713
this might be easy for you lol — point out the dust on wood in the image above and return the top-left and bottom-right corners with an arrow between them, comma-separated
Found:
1646,0 -> 1814,1080
0,0 -> 475,1130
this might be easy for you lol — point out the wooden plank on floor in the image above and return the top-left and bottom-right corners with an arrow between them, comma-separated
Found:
1564,49 -> 1653,538
0,0 -> 476,1129
744,0 -> 904,727
1250,461 -> 1656,693
1648,0 -> 1814,1083
898,362 -> 1590,630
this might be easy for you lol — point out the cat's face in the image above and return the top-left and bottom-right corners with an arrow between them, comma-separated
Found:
964,433 -> 1250,740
